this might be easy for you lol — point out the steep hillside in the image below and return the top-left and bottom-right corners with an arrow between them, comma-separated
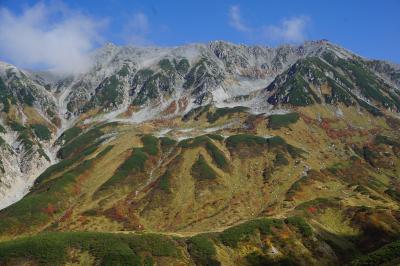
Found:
0,40 -> 400,265
0,62 -> 59,209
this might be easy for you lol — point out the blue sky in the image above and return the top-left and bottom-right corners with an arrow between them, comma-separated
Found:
0,0 -> 399,72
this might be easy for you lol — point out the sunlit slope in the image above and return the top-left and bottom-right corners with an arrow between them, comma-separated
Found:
0,101 -> 399,264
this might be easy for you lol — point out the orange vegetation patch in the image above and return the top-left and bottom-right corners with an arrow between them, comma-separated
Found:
42,203 -> 57,215
77,215 -> 87,223
104,203 -> 143,230
51,116 -> 62,128
78,107 -> 101,121
73,165 -> 95,195
386,116 -> 400,130
307,207 -> 317,214
300,114 -> 379,140
351,208 -> 400,242
60,207 -> 74,223
278,229 -> 291,239
150,118 -> 179,128
178,97 -> 189,112
106,204 -> 126,222
163,101 -> 177,115
245,114 -> 265,131
320,84 -> 331,95
119,105 -> 137,118
23,106 -> 57,130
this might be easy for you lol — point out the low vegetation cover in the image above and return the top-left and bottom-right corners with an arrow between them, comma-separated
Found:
385,188 -> 400,202
0,207 -> 395,265
57,128 -> 104,159
281,74 -> 317,106
187,235 -> 219,265
245,252 -> 296,266
267,136 -> 287,148
98,135 -> 161,192
219,218 -> 283,247
3,121 -> 51,158
191,154 -> 218,180
325,77 -> 354,106
141,134 -> 159,156
178,135 -> 210,148
0,77 -> 13,113
295,197 -> 339,212
97,145 -> 114,157
158,170 -> 171,193
0,232 -> 180,266
31,124 -> 51,141
91,75 -> 123,108
35,144 -> 104,185
182,105 -> 211,121
99,148 -> 148,190
351,240 -> 400,266
326,161 -> 351,175
225,134 -> 269,148
268,112 -> 300,129
178,135 -> 229,170
225,134 -> 305,159
55,126 -> 82,145
205,141 -> 229,170
374,134 -> 400,147
159,136 -> 177,152
183,58 -> 217,90
206,134 -> 224,141
174,58 -> 190,75
16,129 -> 34,154
286,176 -> 309,200
0,146 -> 112,234
274,151 -> 289,167
158,58 -> 175,74
9,121 -> 25,131
341,60 -> 394,108
357,98 -> 383,116
206,106 -> 249,123
285,216 -> 313,237
0,217 -> 315,265
118,64 -> 130,77
0,162 -> 89,232
132,73 -> 172,105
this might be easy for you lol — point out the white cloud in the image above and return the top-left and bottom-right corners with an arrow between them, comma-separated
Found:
123,12 -> 151,45
228,5 -> 310,43
0,2 -> 105,74
263,16 -> 310,43
228,5 -> 251,32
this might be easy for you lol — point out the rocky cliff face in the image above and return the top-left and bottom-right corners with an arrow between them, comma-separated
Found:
0,62 -> 58,209
55,40 -> 356,122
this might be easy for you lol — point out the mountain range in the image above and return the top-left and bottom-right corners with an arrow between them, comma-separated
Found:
0,40 -> 400,265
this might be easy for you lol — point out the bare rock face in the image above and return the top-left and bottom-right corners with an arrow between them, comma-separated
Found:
0,143 -> 51,209
0,63 -> 56,209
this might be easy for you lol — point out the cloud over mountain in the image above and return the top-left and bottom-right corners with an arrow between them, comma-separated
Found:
0,2 -> 105,74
